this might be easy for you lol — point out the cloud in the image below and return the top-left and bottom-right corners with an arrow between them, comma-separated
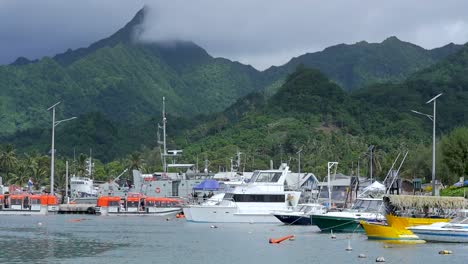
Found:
0,0 -> 143,64
1,0 -> 467,70
139,0 -> 468,70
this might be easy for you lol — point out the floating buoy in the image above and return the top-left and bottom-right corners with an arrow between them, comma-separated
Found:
37,222 -> 43,226
358,254 -> 367,258
289,237 -> 296,241
376,256 -> 386,262
69,219 -> 82,223
346,240 -> 352,251
383,244 -> 392,248
331,230 -> 336,239
439,250 -> 453,255
269,235 -> 295,244
166,218 -> 170,221
210,225 -> 218,228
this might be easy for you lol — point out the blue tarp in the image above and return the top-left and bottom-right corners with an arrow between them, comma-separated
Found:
453,180 -> 468,187
193,179 -> 220,191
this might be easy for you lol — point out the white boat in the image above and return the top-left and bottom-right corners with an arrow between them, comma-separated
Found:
408,212 -> 468,243
183,163 -> 301,223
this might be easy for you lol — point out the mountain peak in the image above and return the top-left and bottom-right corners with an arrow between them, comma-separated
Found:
382,36 -> 402,44
53,7 -> 147,65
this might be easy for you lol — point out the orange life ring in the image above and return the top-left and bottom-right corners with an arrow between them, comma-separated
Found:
155,187 -> 161,193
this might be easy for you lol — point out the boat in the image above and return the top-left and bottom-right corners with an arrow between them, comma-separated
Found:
311,197 -> 385,232
360,214 -> 449,244
0,193 -> 59,215
95,193 -> 183,216
183,163 -> 301,223
273,203 -> 326,225
408,216 -> 468,243
360,195 -> 462,243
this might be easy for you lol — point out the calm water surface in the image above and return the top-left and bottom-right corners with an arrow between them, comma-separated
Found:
0,215 -> 466,263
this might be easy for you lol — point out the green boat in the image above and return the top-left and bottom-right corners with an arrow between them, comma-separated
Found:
311,198 -> 384,232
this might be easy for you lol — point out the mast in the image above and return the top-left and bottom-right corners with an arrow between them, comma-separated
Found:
162,97 -> 167,172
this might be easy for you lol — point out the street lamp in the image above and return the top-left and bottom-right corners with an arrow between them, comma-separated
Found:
327,161 -> 338,208
411,93 -> 442,196
48,101 -> 76,196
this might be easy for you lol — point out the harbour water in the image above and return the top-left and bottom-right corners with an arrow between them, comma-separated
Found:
0,215 -> 466,263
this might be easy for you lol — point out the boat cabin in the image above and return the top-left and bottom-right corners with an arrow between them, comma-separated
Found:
351,198 -> 383,212
145,197 -> 182,213
96,196 -> 121,213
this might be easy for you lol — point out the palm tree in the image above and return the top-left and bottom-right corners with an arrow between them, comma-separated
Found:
0,144 -> 18,183
128,152 -> 144,171
76,154 -> 88,176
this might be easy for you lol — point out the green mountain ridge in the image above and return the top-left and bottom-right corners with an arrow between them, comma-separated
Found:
0,8 -> 465,165
174,43 -> 468,184
263,36 -> 462,91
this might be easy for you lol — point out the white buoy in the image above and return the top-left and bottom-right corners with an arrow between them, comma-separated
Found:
376,256 -> 386,262
331,230 -> 336,239
358,254 -> 367,258
346,239 -> 352,251
210,225 -> 218,228
37,222 -> 43,227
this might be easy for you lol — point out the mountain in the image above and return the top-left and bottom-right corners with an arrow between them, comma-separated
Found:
0,7 -> 465,163
175,43 -> 468,184
263,37 -> 462,91
0,8 -> 268,138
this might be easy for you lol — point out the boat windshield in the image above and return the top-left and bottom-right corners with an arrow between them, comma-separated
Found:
351,199 -> 381,212
250,171 -> 282,183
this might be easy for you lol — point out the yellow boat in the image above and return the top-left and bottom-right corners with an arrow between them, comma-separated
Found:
360,215 -> 450,244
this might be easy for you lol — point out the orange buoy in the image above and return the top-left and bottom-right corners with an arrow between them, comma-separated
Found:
269,235 -> 295,244
176,214 -> 185,218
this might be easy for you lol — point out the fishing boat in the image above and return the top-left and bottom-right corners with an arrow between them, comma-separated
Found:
360,214 -> 449,244
95,193 -> 183,216
183,163 -> 301,223
360,195 -> 462,243
273,203 -> 326,225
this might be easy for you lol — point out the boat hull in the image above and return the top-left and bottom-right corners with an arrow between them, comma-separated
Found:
409,229 -> 468,243
183,206 -> 281,223
273,214 -> 311,225
360,221 -> 425,244
311,214 -> 363,232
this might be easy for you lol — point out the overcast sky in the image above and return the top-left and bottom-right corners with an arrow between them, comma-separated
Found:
1,0 -> 468,70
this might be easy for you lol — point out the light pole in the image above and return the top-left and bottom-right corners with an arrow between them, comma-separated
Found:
297,148 -> 303,190
411,93 -> 442,196
48,101 -> 76,196
327,161 -> 338,208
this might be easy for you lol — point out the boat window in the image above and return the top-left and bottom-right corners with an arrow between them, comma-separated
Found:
146,201 -> 155,207
254,172 -> 282,183
30,199 -> 40,205
156,201 -> 161,207
10,199 -> 23,205
109,201 -> 119,206
250,171 -> 260,182
366,200 -> 382,212
127,201 -> 139,207
233,194 -> 285,202
223,193 -> 234,201
352,199 -> 368,210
